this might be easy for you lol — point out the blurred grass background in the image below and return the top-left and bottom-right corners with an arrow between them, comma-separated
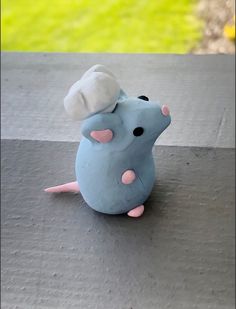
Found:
1,0 -> 203,53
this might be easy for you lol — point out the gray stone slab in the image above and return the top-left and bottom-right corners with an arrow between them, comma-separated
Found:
1,52 -> 235,148
1,139 -> 235,309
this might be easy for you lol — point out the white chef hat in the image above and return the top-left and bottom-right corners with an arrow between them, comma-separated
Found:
64,64 -> 121,120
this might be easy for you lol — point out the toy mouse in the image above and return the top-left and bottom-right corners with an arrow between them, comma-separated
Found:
45,65 -> 171,217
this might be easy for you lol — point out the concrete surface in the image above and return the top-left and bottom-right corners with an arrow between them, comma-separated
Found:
1,140 -> 235,309
1,52 -> 235,309
1,52 -> 235,148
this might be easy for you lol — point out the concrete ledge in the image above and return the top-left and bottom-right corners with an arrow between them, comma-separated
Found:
1,52 -> 235,148
1,139 -> 235,309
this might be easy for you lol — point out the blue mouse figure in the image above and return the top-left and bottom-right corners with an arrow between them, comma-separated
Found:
45,65 -> 171,217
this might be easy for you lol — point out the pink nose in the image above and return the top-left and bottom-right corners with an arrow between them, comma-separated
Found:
161,105 -> 170,116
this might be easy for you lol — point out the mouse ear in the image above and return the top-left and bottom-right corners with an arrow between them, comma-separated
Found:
64,65 -> 120,120
118,89 -> 128,101
81,113 -> 121,143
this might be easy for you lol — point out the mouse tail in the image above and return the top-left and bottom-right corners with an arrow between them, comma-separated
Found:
44,181 -> 80,193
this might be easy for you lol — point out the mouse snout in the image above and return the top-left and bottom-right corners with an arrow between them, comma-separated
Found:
161,105 -> 170,116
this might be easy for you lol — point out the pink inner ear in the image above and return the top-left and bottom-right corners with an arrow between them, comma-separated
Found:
90,129 -> 113,143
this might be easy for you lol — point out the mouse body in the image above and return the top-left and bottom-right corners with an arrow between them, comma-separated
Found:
45,65 -> 171,217
76,96 -> 171,214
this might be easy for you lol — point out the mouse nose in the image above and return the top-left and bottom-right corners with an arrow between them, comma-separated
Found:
161,105 -> 170,116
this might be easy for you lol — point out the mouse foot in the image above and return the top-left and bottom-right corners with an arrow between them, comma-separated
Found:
127,205 -> 144,217
44,181 -> 80,193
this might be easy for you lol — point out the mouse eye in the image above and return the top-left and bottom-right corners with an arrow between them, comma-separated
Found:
138,95 -> 149,101
133,127 -> 144,136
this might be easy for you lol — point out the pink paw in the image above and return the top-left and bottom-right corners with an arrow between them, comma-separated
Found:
121,170 -> 136,185
127,205 -> 144,217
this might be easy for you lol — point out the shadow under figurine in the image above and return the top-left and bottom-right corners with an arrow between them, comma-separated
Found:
45,64 -> 171,217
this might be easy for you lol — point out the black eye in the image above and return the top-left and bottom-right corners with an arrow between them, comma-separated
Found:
133,127 -> 144,136
138,95 -> 149,101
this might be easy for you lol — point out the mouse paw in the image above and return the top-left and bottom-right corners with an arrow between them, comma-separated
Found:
122,170 -> 136,185
127,205 -> 144,217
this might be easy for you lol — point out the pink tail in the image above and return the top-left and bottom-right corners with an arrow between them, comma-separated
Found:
44,181 -> 80,193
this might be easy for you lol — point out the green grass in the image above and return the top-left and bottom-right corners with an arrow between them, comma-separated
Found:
1,0 -> 203,53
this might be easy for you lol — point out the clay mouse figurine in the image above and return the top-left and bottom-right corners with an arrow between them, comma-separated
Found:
45,65 -> 171,217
